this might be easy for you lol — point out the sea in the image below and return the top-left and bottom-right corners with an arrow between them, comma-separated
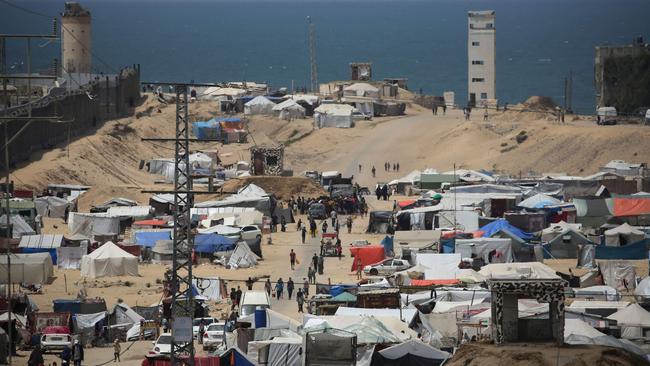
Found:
2,0 -> 650,114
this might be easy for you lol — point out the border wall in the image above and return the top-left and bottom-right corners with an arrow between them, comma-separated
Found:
0,65 -> 141,169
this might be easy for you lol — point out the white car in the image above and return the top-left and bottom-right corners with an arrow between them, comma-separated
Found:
363,258 -> 411,276
239,225 -> 262,242
40,333 -> 72,353
192,317 -> 217,339
352,111 -> 372,121
149,333 -> 188,357
201,323 -> 226,352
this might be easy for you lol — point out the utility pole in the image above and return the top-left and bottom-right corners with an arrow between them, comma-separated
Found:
140,81 -> 227,365
564,70 -> 573,113
307,16 -> 318,94
1,23 -> 61,364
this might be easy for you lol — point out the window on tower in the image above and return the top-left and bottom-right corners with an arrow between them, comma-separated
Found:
472,78 -> 485,83
481,93 -> 488,99
472,60 -> 484,65
472,41 -> 480,46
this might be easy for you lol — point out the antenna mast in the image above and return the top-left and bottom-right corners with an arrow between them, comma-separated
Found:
307,16 -> 318,93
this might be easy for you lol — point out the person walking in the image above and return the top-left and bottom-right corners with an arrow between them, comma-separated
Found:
322,220 -> 328,233
312,254 -> 318,271
280,216 -> 287,232
28,345 -> 44,366
371,166 -> 376,177
301,226 -> 307,244
346,216 -> 353,234
275,278 -> 284,300
297,289 -> 305,313
308,267 -> 315,284
297,218 -> 302,231
287,278 -> 294,300
442,105 -> 447,115
358,164 -> 362,172
198,320 -> 205,344
72,340 -> 84,366
317,255 -> 324,275
265,279 -> 272,297
483,107 -> 488,121
246,277 -> 254,291
396,162 -> 400,172
290,249 -> 297,270
356,257 -> 363,280
236,286 -> 242,307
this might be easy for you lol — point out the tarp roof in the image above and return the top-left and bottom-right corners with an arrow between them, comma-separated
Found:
0,252 -> 53,284
245,95 -> 274,106
479,262 -> 560,280
194,234 -> 236,253
19,234 -> 64,249
81,242 -> 139,278
604,223 -> 644,236
331,292 -> 357,302
335,307 -> 418,324
272,99 -> 305,111
134,230 -> 171,248
479,219 -> 533,240
0,214 -> 36,238
518,193 -> 562,209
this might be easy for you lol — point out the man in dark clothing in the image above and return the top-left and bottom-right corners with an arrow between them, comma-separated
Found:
198,320 -> 205,344
235,286 -> 242,307
346,216 -> 353,234
230,288 -> 237,309
297,289 -> 305,313
317,255 -> 324,275
72,340 -> 84,366
312,254 -> 318,270
375,186 -> 381,200
371,166 -> 376,177
28,345 -> 44,366
301,226 -> 307,244
280,216 -> 287,232
290,249 -> 297,270
287,278 -> 295,299
246,277 -> 254,290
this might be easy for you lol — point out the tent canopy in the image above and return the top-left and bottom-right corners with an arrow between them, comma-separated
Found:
479,262 -> 560,280
228,242 -> 260,269
479,219 -> 533,240
518,193 -> 562,209
608,303 -> 650,327
80,242 -> 139,278
194,234 -> 236,253
379,339 -> 450,360
0,252 -> 53,284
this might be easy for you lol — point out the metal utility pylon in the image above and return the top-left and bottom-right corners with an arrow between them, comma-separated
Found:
307,16 -> 318,93
171,85 -> 194,365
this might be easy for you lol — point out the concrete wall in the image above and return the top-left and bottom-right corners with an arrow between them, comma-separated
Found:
62,5 -> 92,75
0,66 -> 141,169
595,43 -> 650,111
468,10 -> 496,105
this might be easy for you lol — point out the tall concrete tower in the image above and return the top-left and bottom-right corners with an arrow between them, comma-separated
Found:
61,2 -> 91,75
467,10 -> 496,107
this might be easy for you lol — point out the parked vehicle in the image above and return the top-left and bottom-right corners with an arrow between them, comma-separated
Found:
363,258 -> 411,276
308,203 -> 327,220
40,333 -> 72,353
239,225 -> 262,241
149,333 -> 187,357
352,110 -> 372,121
596,106 -> 617,125
202,323 -> 226,352
192,317 -> 217,339
302,170 -> 321,181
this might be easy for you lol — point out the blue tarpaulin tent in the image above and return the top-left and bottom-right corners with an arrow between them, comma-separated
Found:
480,219 -> 533,240
135,231 -> 171,248
441,238 -> 455,253
192,117 -> 241,139
380,235 -> 394,256
194,234 -> 236,254
595,239 -> 650,260
329,285 -> 356,297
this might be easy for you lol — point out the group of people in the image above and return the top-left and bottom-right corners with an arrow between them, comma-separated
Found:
375,184 -> 392,201
383,161 -> 399,172
431,103 -> 447,115
229,286 -> 243,310
28,339 -> 86,366
462,106 -> 472,120
262,277 -> 309,313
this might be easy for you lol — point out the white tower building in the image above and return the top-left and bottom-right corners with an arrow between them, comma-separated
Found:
61,2 -> 92,75
467,10 -> 496,107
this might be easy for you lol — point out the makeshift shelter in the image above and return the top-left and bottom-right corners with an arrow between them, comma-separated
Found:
228,242 -> 260,269
564,319 -> 647,358
343,83 -> 380,98
455,238 -> 514,263
244,96 -> 275,115
303,328 -> 357,366
314,104 -> 354,128
608,303 -> 650,339
134,230 -> 171,248
574,285 -> 620,301
367,211 -> 394,234
68,212 -> 120,240
195,183 -> 272,215
0,252 -> 53,284
543,228 -> 592,259
152,240 -> 173,263
194,234 -> 236,254
373,340 -> 450,366
604,223 -> 645,246
541,221 -> 583,241
56,246 -> 85,269
0,214 -> 35,238
192,277 -> 222,301
479,219 -> 533,241
34,196 -> 70,219
19,234 -> 64,263
80,242 -> 139,278
272,99 -> 306,120
349,246 -> 385,272
598,260 -> 636,290
415,253 -> 462,280
634,277 -> 650,299
479,262 -> 560,280
395,205 -> 443,231
392,230 -> 441,256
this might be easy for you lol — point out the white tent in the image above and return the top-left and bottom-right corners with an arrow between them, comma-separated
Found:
272,99 -> 306,120
80,242 -> 139,278
455,238 -> 514,264
415,253 -> 462,280
541,221 -> 583,242
343,83 -> 380,98
314,104 -> 354,128
634,277 -> 650,299
604,223 -> 645,246
0,215 -> 35,238
607,303 -> 650,339
68,212 -> 120,239
0,253 -> 53,284
564,319 -> 647,357
56,246 -> 85,269
244,96 -> 275,115
378,339 -> 450,361
574,285 -> 620,301
228,242 -> 260,269
34,196 -> 70,219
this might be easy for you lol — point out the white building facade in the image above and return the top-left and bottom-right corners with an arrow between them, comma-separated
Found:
467,10 -> 496,107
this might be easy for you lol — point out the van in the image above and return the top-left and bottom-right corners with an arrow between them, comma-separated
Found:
308,203 -> 327,220
239,290 -> 271,316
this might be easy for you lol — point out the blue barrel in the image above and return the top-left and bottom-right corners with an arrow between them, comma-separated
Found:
254,308 -> 267,328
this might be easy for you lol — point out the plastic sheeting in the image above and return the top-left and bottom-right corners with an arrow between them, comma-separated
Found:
75,311 -> 106,331
267,338 -> 302,366
479,219 -> 532,240
69,213 -> 120,238
0,214 -> 35,238
80,242 -> 139,278
244,96 -> 275,115
479,262 -> 560,280
415,253 -> 461,280
455,238 -> 513,263
613,197 -> 650,217
56,246 -> 85,269
378,340 -> 450,361
34,196 -> 69,218
0,252 -> 53,284
604,223 -> 645,246
192,277 -> 221,300
228,242 -> 260,269
595,239 -> 649,260
607,303 -> 650,339
349,246 -> 385,272
194,234 -> 236,253
598,260 -> 636,290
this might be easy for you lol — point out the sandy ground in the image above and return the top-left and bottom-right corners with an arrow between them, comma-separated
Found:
9,98 -> 650,365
